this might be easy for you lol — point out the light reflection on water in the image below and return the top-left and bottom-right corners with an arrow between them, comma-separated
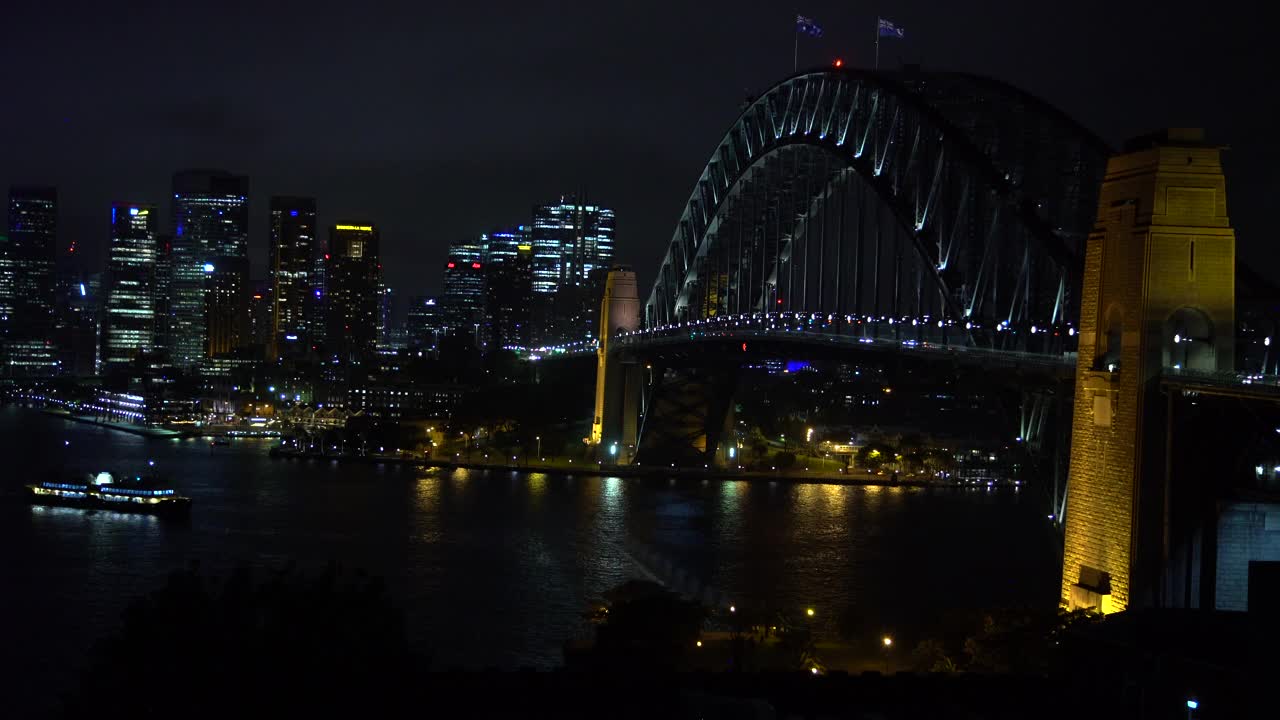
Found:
4,408 -> 1055,706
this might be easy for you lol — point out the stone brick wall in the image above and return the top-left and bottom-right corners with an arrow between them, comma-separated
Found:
1061,136 -> 1235,612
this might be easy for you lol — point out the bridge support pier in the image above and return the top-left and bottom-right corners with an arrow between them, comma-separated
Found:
597,359 -> 643,462
590,268 -> 641,460
1061,129 -> 1236,614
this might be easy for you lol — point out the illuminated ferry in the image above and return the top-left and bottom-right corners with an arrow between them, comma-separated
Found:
26,471 -> 192,516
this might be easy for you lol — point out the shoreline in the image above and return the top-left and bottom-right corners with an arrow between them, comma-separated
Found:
269,449 -> 1013,489
42,409 -> 187,438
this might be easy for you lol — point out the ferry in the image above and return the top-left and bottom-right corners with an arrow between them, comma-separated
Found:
26,471 -> 192,517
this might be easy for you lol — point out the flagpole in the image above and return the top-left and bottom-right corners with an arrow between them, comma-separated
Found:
793,9 -> 799,72
794,25 -> 799,72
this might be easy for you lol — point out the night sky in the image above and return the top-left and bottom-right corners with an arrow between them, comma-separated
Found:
2,1 -> 1273,303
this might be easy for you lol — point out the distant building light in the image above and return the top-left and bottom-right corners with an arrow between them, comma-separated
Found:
290,210 -> 298,217
128,207 -> 139,216
471,262 -> 482,269
1186,700 -> 1198,710
203,263 -> 215,273
335,224 -> 373,232
285,334 -> 298,341
78,283 -> 86,297
447,262 -> 455,269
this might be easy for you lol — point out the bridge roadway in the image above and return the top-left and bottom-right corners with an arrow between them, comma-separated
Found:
1160,367 -> 1280,402
528,312 -> 1078,377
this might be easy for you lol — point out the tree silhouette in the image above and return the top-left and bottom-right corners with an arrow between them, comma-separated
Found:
65,563 -> 417,719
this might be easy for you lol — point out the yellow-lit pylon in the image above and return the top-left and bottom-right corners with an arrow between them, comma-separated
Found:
591,267 -> 640,447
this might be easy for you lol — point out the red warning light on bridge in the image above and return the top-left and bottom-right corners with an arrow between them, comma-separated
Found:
834,58 -> 843,68
742,343 -> 747,352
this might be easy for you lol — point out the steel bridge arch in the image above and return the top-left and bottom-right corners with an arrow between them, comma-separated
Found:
644,68 -> 1111,350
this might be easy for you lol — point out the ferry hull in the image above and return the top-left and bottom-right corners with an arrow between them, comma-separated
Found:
25,487 -> 192,517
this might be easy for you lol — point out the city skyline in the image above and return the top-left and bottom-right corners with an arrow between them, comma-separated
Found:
3,6 -> 1277,714
1,2 -> 1270,303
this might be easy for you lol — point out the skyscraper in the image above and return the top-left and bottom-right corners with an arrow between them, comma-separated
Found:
102,203 -> 157,368
441,237 -> 487,345
406,295 -> 443,350
377,282 -> 396,348
169,170 -> 249,366
530,196 -> 615,295
2,186 -> 59,376
152,233 -> 172,356
52,270 -> 101,377
484,227 -> 533,349
268,196 -> 317,359
324,223 -> 381,362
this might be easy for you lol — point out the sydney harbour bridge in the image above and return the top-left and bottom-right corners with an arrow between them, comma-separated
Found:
529,66 -> 1280,615
643,69 -> 1106,348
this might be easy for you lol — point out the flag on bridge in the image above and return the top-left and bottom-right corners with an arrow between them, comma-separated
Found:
878,18 -> 905,39
796,15 -> 823,37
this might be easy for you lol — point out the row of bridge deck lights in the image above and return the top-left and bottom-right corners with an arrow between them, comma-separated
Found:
521,314 -> 1080,355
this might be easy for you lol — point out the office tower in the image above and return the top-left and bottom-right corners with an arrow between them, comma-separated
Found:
377,283 -> 398,347
530,196 -> 615,295
152,233 -> 172,356
324,223 -> 381,362
309,242 -> 327,349
1,186 -> 59,376
170,170 -> 249,366
0,233 -> 11,328
268,196 -> 317,359
53,270 -> 101,376
406,295 -> 443,350
249,286 -> 272,349
102,203 -> 157,367
441,237 -> 487,345
484,227 -> 533,349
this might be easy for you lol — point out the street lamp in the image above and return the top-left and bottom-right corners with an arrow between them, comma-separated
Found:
536,435 -> 541,460
882,636 -> 893,647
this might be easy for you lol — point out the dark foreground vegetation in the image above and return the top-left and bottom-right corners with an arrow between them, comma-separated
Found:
62,565 -> 1271,719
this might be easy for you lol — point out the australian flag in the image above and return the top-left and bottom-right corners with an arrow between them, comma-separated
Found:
796,15 -> 823,37
878,18 -> 905,39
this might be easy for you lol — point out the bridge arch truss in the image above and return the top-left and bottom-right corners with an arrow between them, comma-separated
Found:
644,70 -> 1111,354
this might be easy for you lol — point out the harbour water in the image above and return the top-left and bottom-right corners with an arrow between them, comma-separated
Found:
0,407 -> 1057,712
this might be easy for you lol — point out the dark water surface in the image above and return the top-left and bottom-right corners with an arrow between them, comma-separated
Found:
0,407 -> 1057,710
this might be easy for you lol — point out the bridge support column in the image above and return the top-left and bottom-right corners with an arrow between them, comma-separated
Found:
1061,129 -> 1236,613
591,267 -> 641,459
